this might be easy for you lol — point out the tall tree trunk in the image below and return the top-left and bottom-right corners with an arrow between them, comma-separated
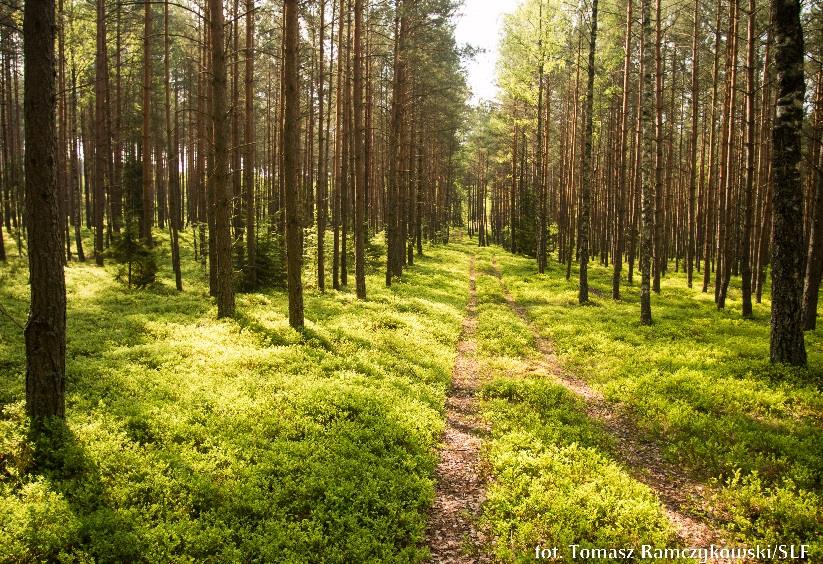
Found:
802,84 -> 823,330
165,0 -> 182,291
245,0 -> 257,286
284,0 -> 304,328
94,0 -> 108,266
639,0 -> 654,325
24,0 -> 67,422
652,0 -> 663,293
353,0 -> 367,299
112,0 -> 123,234
70,63 -> 85,262
210,0 -> 236,318
333,0 -> 345,290
579,0 -> 598,304
687,0 -> 699,289
142,0 -> 153,243
316,0 -> 326,291
769,0 -> 806,365
741,0 -> 756,317
386,0 -> 403,287
613,0 -> 633,299
536,1 -> 546,273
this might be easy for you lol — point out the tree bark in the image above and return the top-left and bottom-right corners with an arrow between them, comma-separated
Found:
613,0 -> 633,299
142,0 -> 153,243
94,0 -> 108,266
769,0 -> 806,365
640,0 -> 654,325
802,95 -> 823,330
210,0 -> 236,317
353,0 -> 367,299
24,0 -> 67,422
578,0 -> 598,304
165,0 -> 182,291
245,0 -> 256,287
316,0 -> 326,291
284,0 -> 304,328
741,0 -> 756,317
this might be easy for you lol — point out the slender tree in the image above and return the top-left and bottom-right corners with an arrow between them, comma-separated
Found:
245,0 -> 257,287
353,0 -> 367,299
639,0 -> 654,324
165,0 -> 182,291
578,0 -> 598,304
142,0 -> 153,243
284,0 -> 304,328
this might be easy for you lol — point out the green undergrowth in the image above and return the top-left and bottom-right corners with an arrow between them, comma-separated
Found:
470,254 -> 677,561
0,228 -> 468,562
481,243 -> 823,559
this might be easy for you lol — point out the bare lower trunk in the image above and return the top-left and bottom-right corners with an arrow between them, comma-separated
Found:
24,0 -> 67,422
284,0 -> 304,328
769,0 -> 806,365
210,0 -> 235,318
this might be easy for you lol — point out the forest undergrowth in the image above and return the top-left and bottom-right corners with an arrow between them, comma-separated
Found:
0,230 -> 467,562
0,231 -> 820,561
476,245 -> 822,561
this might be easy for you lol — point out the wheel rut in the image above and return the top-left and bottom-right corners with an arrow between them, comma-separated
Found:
489,256 -> 730,554
427,255 -> 491,563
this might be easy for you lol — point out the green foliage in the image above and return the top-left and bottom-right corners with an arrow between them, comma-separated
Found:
108,221 -> 158,289
238,229 -> 288,291
470,255 -> 676,561
0,229 -> 468,562
481,244 -> 823,559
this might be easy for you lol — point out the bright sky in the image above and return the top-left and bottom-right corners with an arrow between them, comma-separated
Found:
454,0 -> 522,105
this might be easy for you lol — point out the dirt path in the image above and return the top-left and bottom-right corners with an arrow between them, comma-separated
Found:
426,255 -> 491,563
489,256 -> 728,550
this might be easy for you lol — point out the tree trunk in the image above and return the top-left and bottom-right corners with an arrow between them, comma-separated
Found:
94,0 -> 108,266
802,92 -> 823,330
142,0 -> 153,243
210,0 -> 236,318
639,0 -> 654,325
613,0 -> 633,299
316,0 -> 326,291
284,0 -> 304,328
741,0 -> 756,317
578,0 -> 598,304
687,0 -> 699,289
353,0 -> 367,299
769,0 -> 806,365
165,0 -> 182,291
245,0 -> 257,287
24,0 -> 67,422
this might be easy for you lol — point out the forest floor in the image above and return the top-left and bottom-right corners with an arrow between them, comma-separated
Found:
0,230 -> 821,562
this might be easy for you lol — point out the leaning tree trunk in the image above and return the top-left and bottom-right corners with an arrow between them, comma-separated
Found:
769,0 -> 806,365
24,0 -> 67,423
